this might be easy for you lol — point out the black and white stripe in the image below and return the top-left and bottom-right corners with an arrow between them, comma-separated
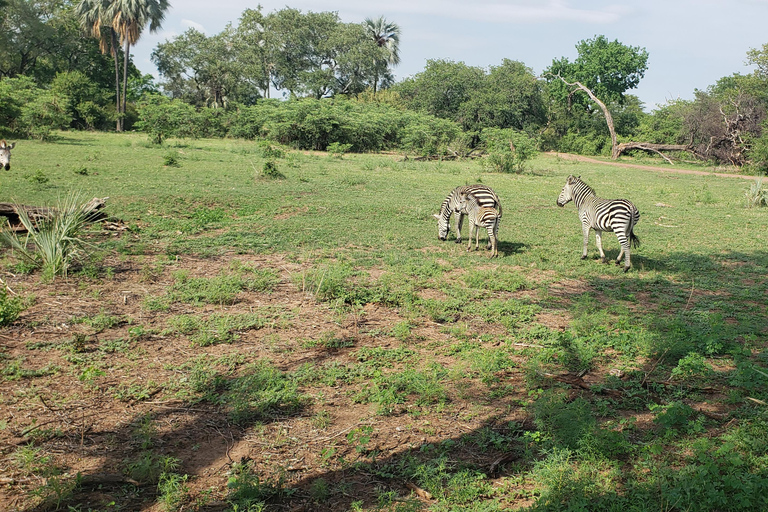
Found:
458,192 -> 500,258
557,175 -> 640,272
433,185 -> 501,244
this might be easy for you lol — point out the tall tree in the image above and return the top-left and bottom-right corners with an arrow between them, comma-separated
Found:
106,0 -> 169,130
364,16 -> 400,94
76,0 -> 122,131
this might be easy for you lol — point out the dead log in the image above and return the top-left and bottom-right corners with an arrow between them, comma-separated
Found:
615,142 -> 692,163
0,197 -> 108,231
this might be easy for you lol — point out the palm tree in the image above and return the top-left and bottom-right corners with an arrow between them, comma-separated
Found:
364,16 -> 401,94
107,0 -> 170,131
76,0 -> 170,131
76,0 -> 122,131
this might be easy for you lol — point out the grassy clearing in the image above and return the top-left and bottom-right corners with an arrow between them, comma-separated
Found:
0,132 -> 767,511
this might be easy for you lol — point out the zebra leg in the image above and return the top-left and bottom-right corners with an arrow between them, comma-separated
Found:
595,230 -> 608,263
488,225 -> 498,258
455,213 -> 464,243
474,223 -> 481,251
466,223 -> 474,252
581,224 -> 591,260
614,231 -> 631,271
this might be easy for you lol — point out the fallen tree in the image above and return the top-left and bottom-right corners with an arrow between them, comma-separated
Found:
0,197 -> 108,231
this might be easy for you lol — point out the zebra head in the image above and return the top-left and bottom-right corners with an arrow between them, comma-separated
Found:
456,193 -> 469,214
557,175 -> 580,207
0,140 -> 14,171
433,213 -> 450,240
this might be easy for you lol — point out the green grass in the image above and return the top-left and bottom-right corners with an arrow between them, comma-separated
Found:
3,131 -> 768,511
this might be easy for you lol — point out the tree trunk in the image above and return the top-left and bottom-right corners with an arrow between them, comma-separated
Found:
0,198 -> 109,231
121,39 -> 130,132
112,30 -> 121,132
615,142 -> 692,163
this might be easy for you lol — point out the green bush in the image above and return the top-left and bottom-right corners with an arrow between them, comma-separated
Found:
480,127 -> 539,173
0,286 -> 25,326
135,95 -> 201,144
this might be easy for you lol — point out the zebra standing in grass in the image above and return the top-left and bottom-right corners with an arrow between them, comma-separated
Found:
0,140 -> 15,171
433,185 -> 502,245
457,192 -> 501,258
557,175 -> 640,272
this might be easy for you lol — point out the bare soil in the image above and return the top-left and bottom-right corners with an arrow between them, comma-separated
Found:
0,250 -> 553,511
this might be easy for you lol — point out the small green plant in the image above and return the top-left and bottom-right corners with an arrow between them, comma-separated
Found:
72,165 -> 89,175
25,169 -> 50,185
163,151 -> 180,167
158,472 -> 190,510
259,160 -> 285,180
0,285 -> 25,326
327,142 -> 352,158
746,178 -> 768,207
257,141 -> 285,159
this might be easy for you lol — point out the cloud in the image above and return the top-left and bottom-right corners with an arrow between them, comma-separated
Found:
180,19 -> 207,33
308,0 -> 631,24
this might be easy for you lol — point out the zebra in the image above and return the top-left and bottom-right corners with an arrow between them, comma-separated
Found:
556,175 -> 640,272
0,140 -> 15,171
433,185 -> 502,246
457,192 -> 501,258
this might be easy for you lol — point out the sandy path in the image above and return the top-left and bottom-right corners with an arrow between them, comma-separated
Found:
548,152 -> 760,181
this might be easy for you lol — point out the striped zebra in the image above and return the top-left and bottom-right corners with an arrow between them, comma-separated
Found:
0,140 -> 15,171
557,175 -> 640,272
433,185 -> 502,245
458,192 -> 500,257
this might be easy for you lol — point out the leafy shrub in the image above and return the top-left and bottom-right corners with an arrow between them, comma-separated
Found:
259,160 -> 285,180
481,127 -> 540,173
400,112 -> 461,157
327,142 -> 352,158
50,71 -> 110,130
135,94 -> 200,144
0,286 -> 25,326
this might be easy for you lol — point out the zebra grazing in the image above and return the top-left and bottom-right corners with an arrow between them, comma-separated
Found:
557,175 -> 640,272
457,192 -> 501,258
433,184 -> 501,245
0,140 -> 15,171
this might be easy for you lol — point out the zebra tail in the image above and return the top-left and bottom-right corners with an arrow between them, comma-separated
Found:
630,229 -> 640,249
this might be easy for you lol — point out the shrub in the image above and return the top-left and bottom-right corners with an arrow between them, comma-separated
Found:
0,285 -> 25,326
481,128 -> 539,173
0,192 -> 102,279
745,178 -> 768,207
135,95 -> 200,144
327,142 -> 352,158
259,160 -> 285,180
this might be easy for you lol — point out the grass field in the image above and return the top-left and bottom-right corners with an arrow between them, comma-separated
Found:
0,131 -> 767,511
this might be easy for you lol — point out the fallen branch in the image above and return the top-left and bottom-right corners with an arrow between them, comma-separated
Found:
0,197 -> 109,232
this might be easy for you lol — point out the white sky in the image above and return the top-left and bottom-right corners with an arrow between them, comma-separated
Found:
130,0 -> 768,110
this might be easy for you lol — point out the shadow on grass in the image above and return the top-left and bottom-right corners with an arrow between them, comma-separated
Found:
18,250 -> 768,512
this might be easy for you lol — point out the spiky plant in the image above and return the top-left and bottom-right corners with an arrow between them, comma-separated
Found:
0,193 -> 102,279
746,178 -> 768,208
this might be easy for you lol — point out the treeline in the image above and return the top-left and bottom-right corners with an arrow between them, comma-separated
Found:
2,1 -> 768,173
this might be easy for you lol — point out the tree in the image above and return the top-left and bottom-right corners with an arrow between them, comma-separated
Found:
236,7 -> 273,99
364,16 -> 400,94
394,59 -> 485,128
75,0 -> 123,131
460,59 -> 545,132
152,27 -> 257,107
76,0 -> 169,131
544,36 -> 650,158
106,0 -> 169,130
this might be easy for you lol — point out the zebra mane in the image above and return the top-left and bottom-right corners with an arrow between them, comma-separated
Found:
568,175 -> 595,196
